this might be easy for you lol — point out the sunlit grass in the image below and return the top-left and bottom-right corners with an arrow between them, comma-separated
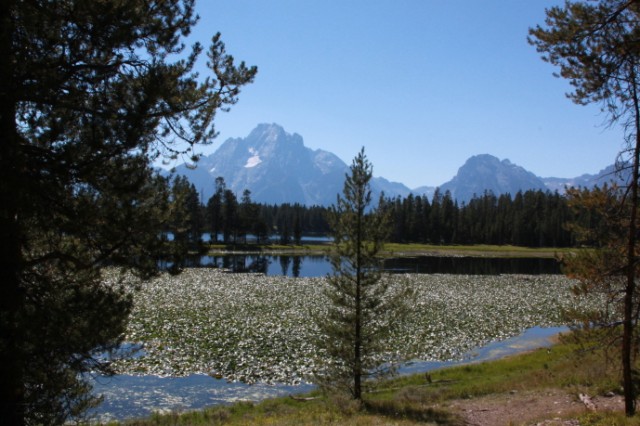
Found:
383,243 -> 579,258
207,243 -> 330,254
113,387 -> 459,425
374,336 -> 617,401
206,242 -> 581,258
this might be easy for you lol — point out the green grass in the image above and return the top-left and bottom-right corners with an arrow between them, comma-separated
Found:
206,242 -> 580,258
383,243 -> 578,258
207,243 -> 330,254
106,333 -> 639,426
373,336 -> 618,402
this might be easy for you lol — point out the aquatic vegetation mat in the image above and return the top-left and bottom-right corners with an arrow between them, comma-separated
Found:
109,270 -> 602,384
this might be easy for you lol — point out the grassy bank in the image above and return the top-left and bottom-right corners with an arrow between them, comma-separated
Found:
207,242 -> 577,258
382,243 -> 575,258
110,333 -> 636,425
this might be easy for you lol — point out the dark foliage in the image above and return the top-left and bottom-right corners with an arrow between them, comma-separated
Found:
530,0 -> 640,415
0,1 -> 256,423
197,179 -> 607,248
382,189 -> 574,247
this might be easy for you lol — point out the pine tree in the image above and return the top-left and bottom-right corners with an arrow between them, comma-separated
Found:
315,148 -> 413,401
222,189 -> 239,244
293,206 -> 303,245
530,0 -> 640,414
166,176 -> 205,272
239,189 -> 263,243
206,177 -> 226,243
0,1 -> 256,423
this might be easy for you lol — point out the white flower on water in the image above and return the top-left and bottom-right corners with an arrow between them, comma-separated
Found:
107,269 -> 603,384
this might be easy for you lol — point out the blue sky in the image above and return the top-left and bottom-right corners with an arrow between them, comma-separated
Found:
183,0 -> 624,189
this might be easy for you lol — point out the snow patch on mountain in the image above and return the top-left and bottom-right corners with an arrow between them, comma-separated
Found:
244,148 -> 262,168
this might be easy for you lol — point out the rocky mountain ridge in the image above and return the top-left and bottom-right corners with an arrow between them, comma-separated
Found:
167,123 -> 621,205
169,123 -> 411,205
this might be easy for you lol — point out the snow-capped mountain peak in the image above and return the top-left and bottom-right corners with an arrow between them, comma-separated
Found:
168,123 -> 411,205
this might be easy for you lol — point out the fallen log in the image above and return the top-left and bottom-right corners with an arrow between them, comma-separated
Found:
289,395 -> 320,402
579,393 -> 597,411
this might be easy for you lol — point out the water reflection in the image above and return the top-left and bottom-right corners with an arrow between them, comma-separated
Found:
194,254 -> 328,277
383,256 -> 561,275
182,255 -> 561,276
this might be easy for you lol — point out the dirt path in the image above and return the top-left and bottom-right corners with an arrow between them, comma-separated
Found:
445,389 -> 624,425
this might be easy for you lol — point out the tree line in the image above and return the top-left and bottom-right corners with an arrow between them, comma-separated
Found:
168,175 -> 599,248
382,188 -> 574,247
167,175 -> 330,247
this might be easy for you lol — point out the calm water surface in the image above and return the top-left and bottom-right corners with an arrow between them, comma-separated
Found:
191,254 -> 561,276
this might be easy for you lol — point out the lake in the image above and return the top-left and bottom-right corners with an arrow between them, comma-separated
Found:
86,259 -> 578,423
191,254 -> 561,276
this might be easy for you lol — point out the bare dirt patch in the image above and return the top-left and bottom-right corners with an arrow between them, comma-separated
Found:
444,388 -> 624,426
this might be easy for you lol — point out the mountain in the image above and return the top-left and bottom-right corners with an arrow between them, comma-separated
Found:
168,123 -> 411,206
411,185 -> 436,199
372,176 -> 413,199
542,164 -> 628,192
166,124 -> 623,206
436,155 -> 628,204
439,154 -> 547,204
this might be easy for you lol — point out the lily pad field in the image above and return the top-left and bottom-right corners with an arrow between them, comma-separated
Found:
106,268 -> 603,386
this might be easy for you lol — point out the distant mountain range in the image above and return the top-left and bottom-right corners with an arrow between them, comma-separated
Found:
434,155 -> 627,203
168,123 -> 411,205
166,123 -> 625,206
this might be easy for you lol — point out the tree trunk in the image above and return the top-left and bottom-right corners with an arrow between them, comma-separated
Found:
623,70 -> 640,416
353,204 -> 363,401
0,151 -> 26,425
0,2 -> 26,424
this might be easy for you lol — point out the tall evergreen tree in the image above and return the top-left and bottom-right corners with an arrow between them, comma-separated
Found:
0,1 -> 256,423
239,189 -> 263,242
315,148 -> 413,401
440,190 -> 457,244
429,188 -> 443,244
293,206 -> 303,245
168,175 -> 193,271
495,193 -> 513,245
206,177 -> 226,242
167,175 -> 204,271
222,189 -> 239,244
280,219 -> 291,245
530,0 -> 640,414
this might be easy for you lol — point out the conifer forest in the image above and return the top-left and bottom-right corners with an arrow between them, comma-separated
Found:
172,175 -> 580,248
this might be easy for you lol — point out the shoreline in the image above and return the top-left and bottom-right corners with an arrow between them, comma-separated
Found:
204,243 -> 573,259
89,326 -> 566,423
